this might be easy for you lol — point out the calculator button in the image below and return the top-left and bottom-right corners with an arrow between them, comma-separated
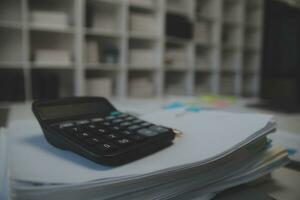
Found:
85,137 -> 101,145
120,122 -> 132,127
105,116 -> 116,120
119,113 -> 129,118
59,122 -> 74,129
110,111 -> 121,116
121,130 -> 134,135
129,134 -> 146,142
140,122 -> 152,127
103,122 -> 111,126
75,132 -> 93,139
149,126 -> 169,134
111,126 -> 121,131
76,120 -> 89,125
64,126 -> 81,134
96,143 -> 117,153
112,119 -> 123,124
94,128 -> 107,135
125,116 -> 135,121
128,125 -> 141,131
91,118 -> 104,122
104,133 -> 120,140
137,129 -> 158,137
132,119 -> 143,124
88,124 -> 96,129
115,138 -> 131,146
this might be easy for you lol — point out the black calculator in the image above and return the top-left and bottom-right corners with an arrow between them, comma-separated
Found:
32,97 -> 176,166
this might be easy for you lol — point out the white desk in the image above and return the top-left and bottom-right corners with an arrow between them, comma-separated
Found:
4,97 -> 300,200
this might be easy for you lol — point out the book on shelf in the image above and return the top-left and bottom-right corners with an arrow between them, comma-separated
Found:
129,12 -> 156,34
30,11 -> 69,28
194,22 -> 210,42
129,0 -> 154,9
34,49 -> 72,67
129,49 -> 156,67
85,40 -> 100,64
86,78 -> 113,98
129,77 -> 154,97
165,48 -> 187,69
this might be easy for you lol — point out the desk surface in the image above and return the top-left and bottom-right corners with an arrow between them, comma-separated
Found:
6,97 -> 300,200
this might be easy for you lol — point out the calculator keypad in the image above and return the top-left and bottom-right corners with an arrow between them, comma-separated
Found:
53,111 -> 172,156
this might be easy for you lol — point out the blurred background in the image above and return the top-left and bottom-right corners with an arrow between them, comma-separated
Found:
0,0 -> 299,113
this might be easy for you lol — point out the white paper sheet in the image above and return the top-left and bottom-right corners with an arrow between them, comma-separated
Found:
9,110 -> 274,184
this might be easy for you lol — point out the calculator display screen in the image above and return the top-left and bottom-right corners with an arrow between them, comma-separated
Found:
39,102 -> 113,120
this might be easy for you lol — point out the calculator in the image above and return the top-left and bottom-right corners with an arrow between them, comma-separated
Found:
32,97 -> 176,166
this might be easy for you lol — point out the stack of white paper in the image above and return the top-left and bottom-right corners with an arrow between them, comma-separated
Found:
7,108 -> 289,200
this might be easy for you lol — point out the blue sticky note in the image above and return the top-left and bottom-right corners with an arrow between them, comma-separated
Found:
186,106 -> 202,113
164,102 -> 185,110
287,148 -> 297,156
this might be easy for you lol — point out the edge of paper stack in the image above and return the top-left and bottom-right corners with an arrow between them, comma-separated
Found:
7,108 -> 289,200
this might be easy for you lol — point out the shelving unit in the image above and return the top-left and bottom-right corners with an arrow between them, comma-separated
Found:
0,0 -> 264,102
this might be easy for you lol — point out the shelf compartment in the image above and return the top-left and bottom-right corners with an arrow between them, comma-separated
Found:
219,73 -> 236,95
31,68 -> 74,99
0,28 -> 23,64
196,0 -> 219,21
128,71 -> 155,98
243,53 -> 260,73
30,32 -> 75,67
245,4 -> 263,28
129,10 -> 158,36
242,74 -> 255,97
244,29 -> 261,50
194,21 -> 213,45
0,0 -> 22,25
85,36 -> 121,65
195,46 -> 212,72
165,42 -> 189,70
129,39 -> 159,68
164,71 -> 188,96
86,70 -> 118,98
221,51 -> 239,72
29,0 -> 75,28
222,25 -> 242,49
194,72 -> 212,95
0,69 -> 25,102
222,0 -> 243,25
86,0 -> 122,33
